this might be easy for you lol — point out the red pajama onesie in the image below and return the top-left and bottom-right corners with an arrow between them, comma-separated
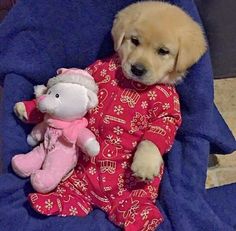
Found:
25,55 -> 182,231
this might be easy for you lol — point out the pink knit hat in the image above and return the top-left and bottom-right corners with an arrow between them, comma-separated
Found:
47,68 -> 98,94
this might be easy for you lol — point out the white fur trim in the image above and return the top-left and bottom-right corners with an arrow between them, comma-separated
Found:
34,85 -> 47,97
47,72 -> 98,94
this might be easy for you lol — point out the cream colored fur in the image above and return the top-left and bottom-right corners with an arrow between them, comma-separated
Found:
112,1 -> 207,85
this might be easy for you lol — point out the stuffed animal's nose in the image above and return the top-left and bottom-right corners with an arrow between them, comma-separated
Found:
131,63 -> 147,77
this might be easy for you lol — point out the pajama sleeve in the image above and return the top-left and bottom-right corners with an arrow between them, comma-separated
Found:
22,99 -> 44,124
143,86 -> 182,155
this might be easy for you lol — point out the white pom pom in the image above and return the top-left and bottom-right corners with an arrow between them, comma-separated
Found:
34,85 -> 47,98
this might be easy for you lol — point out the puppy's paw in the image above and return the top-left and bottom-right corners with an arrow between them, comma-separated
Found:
131,140 -> 163,180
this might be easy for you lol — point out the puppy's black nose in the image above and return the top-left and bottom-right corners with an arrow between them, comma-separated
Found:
131,63 -> 147,77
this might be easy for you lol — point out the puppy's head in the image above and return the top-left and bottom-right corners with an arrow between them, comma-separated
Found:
112,1 -> 207,85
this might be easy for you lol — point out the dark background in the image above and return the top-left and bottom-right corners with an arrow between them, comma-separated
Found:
195,0 -> 236,78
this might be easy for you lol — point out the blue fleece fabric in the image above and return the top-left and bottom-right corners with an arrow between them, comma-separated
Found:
0,0 -> 235,230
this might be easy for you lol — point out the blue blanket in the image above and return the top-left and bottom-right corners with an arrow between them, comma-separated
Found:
0,0 -> 235,230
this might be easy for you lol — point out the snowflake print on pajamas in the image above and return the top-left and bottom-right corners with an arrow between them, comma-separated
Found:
56,186 -> 66,195
100,69 -> 107,76
89,117 -> 96,125
121,161 -> 129,169
162,103 -> 170,110
69,206 -> 78,215
114,105 -> 124,115
113,126 -> 124,135
141,101 -> 148,109
141,207 -> 152,220
88,167 -> 96,175
111,79 -> 118,86
45,199 -> 53,210
147,91 -> 157,100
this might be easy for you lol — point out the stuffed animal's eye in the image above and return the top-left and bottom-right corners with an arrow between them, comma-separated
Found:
131,36 -> 140,46
55,94 -> 59,98
158,47 -> 170,56
48,91 -> 51,95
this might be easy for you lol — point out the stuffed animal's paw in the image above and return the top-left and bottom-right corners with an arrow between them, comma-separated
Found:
14,102 -> 28,121
84,139 -> 100,157
131,140 -> 163,180
11,154 -> 33,178
27,134 -> 39,147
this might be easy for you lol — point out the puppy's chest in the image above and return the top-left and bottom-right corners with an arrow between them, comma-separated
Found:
87,69 -> 164,147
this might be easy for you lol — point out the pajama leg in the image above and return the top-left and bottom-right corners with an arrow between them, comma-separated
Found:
109,196 -> 163,231
107,165 -> 164,231
28,171 -> 92,216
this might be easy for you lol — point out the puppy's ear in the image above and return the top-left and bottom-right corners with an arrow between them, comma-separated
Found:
176,22 -> 207,73
111,4 -> 139,51
111,13 -> 126,51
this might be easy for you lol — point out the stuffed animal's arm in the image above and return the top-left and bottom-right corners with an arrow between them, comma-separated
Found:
77,128 -> 100,157
27,121 -> 47,147
14,99 -> 44,124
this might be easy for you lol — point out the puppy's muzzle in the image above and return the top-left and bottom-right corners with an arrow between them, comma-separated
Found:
131,63 -> 147,77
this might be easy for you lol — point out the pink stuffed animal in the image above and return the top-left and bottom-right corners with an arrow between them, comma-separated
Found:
11,69 -> 100,193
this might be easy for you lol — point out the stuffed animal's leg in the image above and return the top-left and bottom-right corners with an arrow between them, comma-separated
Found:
30,149 -> 78,193
11,145 -> 46,177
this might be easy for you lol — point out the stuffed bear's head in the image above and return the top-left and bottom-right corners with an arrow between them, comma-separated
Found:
34,68 -> 98,121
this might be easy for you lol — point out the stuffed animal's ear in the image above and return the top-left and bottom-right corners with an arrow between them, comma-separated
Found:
34,85 -> 47,98
87,91 -> 98,109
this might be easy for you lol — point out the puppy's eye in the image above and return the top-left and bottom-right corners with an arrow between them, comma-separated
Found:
48,91 -> 51,95
158,47 -> 170,56
131,37 -> 140,46
55,94 -> 59,98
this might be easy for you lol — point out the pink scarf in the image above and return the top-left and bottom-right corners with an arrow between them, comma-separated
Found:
44,115 -> 88,144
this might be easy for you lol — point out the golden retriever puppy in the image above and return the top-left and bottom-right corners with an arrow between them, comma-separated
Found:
112,1 -> 206,179
112,1 -> 206,85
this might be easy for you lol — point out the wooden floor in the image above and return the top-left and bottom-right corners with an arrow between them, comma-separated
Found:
206,78 -> 236,188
